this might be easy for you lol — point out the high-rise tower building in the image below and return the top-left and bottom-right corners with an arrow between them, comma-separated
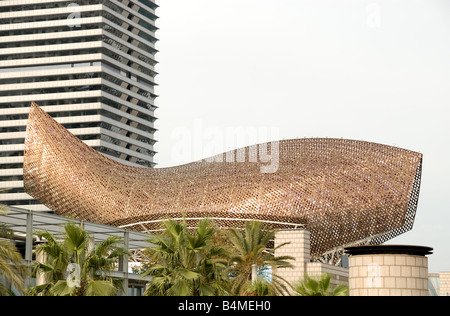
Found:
0,0 -> 159,211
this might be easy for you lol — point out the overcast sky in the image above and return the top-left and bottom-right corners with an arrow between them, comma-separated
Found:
153,0 -> 450,272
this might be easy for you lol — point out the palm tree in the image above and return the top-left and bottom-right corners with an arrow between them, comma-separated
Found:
142,218 -> 231,296
0,205 -> 28,296
245,278 -> 274,296
28,222 -> 128,296
293,273 -> 349,296
223,221 -> 294,296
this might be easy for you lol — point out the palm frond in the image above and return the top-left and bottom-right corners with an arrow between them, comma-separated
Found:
293,273 -> 348,296
29,222 -> 125,296
84,280 -> 118,296
49,280 -> 76,296
0,239 -> 28,295
63,222 -> 89,254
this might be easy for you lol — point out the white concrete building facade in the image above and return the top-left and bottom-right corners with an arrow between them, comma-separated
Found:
0,0 -> 159,211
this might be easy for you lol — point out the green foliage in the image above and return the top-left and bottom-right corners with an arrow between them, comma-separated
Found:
245,278 -> 274,296
28,222 -> 128,296
142,218 -> 232,296
224,221 -> 294,296
293,273 -> 349,296
0,239 -> 28,296
2,202 -> 351,297
0,205 -> 13,239
0,205 -> 28,296
142,219 -> 299,296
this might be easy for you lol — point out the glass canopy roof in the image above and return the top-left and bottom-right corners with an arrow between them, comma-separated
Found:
0,206 -> 150,250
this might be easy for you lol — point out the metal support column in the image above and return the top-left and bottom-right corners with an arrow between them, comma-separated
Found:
25,210 -> 33,287
119,231 -> 129,296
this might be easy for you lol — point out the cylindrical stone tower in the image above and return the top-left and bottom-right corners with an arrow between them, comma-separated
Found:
345,245 -> 433,296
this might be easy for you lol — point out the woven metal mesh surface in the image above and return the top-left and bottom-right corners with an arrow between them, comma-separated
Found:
23,103 -> 423,259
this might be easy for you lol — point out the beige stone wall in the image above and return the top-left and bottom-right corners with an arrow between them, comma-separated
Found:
440,272 -> 450,296
274,230 -> 311,287
274,229 -> 349,291
349,254 -> 428,296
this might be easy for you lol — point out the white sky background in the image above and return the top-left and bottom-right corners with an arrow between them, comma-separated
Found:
153,0 -> 450,272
